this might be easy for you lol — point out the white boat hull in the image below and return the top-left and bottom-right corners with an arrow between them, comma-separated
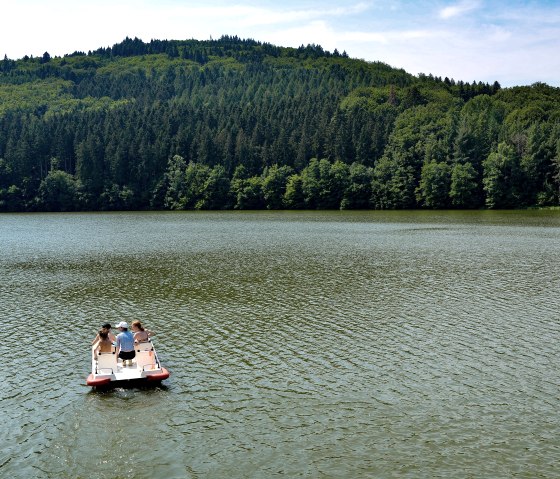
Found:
86,341 -> 170,387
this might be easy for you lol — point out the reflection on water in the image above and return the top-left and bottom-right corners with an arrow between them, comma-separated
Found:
1,210 -> 560,478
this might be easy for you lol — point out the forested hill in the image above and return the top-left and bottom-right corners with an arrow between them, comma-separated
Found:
1,36 -> 559,212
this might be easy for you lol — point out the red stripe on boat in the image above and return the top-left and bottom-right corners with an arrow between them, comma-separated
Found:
86,374 -> 112,387
145,367 -> 170,381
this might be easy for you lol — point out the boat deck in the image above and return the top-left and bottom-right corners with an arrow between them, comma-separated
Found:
109,360 -> 160,381
87,341 -> 170,386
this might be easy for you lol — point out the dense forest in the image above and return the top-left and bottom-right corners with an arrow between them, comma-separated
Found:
1,36 -> 559,211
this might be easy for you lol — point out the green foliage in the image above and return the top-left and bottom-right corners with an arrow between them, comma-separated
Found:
283,174 -> 305,209
231,175 -> 264,209
416,161 -> 451,209
96,54 -> 195,76
370,101 -> 457,209
100,184 -> 136,211
0,184 -> 23,211
341,163 -> 373,209
298,158 -> 351,209
197,165 -> 231,209
0,158 -> 12,188
450,162 -> 480,208
181,162 -> 212,209
453,95 -> 506,170
0,79 -> 73,115
163,155 -> 188,210
262,165 -> 293,209
322,160 -> 350,208
37,166 -> 80,211
371,156 -> 416,209
0,36 -> 558,211
299,158 -> 349,209
483,142 -> 524,208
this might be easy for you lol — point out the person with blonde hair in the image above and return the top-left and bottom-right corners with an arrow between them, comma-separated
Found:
131,320 -> 154,343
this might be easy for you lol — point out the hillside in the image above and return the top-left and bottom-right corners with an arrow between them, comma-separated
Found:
1,36 -> 559,211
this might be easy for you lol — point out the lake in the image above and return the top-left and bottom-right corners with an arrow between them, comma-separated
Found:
1,210 -> 559,478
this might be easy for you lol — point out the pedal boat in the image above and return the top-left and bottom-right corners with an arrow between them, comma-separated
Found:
86,340 -> 170,387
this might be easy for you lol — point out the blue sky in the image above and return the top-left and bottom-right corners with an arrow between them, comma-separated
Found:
1,0 -> 559,87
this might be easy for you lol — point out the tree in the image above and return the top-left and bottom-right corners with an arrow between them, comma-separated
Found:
300,158 -> 321,208
76,135 -> 105,201
100,183 -> 136,210
0,37 -> 558,211
371,102 -> 456,209
371,156 -> 416,209
0,158 -> 13,189
416,161 -> 451,208
196,128 -> 219,166
197,164 -> 231,209
450,162 -> 479,208
283,174 -> 305,209
520,123 -> 554,205
37,168 -> 80,211
341,163 -> 373,209
232,176 -> 264,209
546,136 -> 560,206
182,162 -> 212,209
262,164 -> 293,209
318,159 -> 349,209
235,129 -> 258,175
163,155 -> 188,209
299,158 -> 350,209
401,85 -> 425,109
483,142 -> 523,208
453,95 -> 505,175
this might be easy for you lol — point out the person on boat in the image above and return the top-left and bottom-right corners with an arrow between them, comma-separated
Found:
115,321 -> 136,367
94,329 -> 115,360
131,320 -> 154,343
91,323 -> 116,346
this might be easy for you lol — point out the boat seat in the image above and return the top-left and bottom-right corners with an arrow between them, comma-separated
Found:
96,351 -> 117,374
135,341 -> 153,352
135,349 -> 157,370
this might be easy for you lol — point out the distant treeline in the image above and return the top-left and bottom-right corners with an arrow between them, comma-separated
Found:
1,36 -> 559,212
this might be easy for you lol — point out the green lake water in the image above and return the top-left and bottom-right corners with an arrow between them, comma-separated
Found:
1,210 -> 559,478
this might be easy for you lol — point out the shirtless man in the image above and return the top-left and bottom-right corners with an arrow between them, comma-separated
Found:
91,323 -> 116,348
94,329 -> 115,359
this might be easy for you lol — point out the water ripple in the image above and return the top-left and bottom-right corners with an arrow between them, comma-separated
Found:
1,211 -> 559,478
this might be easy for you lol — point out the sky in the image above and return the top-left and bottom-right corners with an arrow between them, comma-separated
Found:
1,0 -> 559,87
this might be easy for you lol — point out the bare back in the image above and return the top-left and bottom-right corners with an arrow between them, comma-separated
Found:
97,338 -> 114,353
134,330 -> 150,343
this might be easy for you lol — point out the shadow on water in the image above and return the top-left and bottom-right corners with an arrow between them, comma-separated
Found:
86,381 -> 170,395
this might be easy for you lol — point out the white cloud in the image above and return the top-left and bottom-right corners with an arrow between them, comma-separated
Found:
439,1 -> 480,19
263,20 -> 336,50
486,25 -> 512,42
1,1 -> 375,57
339,28 -> 445,45
0,0 -> 559,86
164,2 -> 372,29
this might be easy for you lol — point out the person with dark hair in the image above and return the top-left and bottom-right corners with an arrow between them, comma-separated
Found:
91,323 -> 116,346
115,321 -> 135,367
94,329 -> 114,360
